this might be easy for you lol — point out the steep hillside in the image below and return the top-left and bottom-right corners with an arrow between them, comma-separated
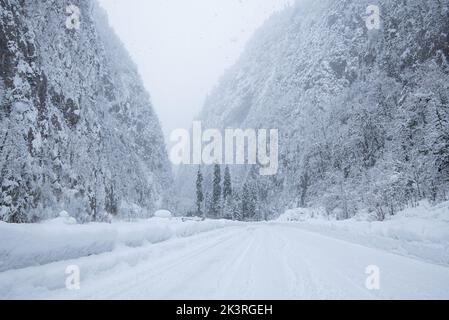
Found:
178,0 -> 449,220
0,0 -> 171,222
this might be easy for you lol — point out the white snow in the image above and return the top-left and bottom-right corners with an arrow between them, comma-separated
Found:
0,217 -> 240,272
1,223 -> 449,299
1,204 -> 449,299
153,210 -> 172,219
277,201 -> 449,266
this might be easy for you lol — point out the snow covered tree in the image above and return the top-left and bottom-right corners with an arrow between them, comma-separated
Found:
0,0 -> 172,223
223,166 -> 232,201
173,0 -> 449,220
195,167 -> 204,217
221,166 -> 234,219
241,182 -> 257,221
232,192 -> 243,221
204,190 -> 212,219
210,164 -> 222,218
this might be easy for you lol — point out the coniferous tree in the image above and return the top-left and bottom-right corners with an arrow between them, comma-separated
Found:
241,183 -> 250,221
232,192 -> 242,221
241,182 -> 257,221
211,164 -> 222,218
195,167 -> 204,217
222,166 -> 234,219
223,166 -> 232,201
204,190 -> 212,219
223,196 -> 234,220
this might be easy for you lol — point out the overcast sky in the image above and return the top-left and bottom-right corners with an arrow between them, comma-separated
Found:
98,0 -> 294,141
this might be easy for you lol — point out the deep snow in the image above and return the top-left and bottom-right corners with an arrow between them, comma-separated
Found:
1,223 -> 449,299
277,201 -> 449,266
1,208 -> 449,299
0,214 -> 241,272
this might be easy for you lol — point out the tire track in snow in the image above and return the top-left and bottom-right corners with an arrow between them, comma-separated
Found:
80,227 -> 246,299
4,224 -> 449,299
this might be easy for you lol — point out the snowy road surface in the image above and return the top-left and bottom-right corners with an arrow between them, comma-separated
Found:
1,223 -> 449,299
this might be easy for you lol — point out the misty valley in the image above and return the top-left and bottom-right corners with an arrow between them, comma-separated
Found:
0,0 -> 448,301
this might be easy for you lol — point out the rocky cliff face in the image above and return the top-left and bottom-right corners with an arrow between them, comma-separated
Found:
0,0 -> 171,222
177,0 -> 449,219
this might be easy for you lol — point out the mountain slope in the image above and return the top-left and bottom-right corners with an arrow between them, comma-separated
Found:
0,0 -> 171,222
179,0 -> 449,219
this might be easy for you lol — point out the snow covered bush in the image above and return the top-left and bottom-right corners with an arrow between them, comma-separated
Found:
154,210 -> 172,219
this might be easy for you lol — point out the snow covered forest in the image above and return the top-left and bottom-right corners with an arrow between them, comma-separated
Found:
0,0 -> 171,223
176,0 -> 449,222
1,0 -> 448,224
0,0 -> 449,300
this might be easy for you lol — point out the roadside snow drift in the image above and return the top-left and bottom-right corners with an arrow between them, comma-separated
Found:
277,201 -> 449,266
0,216 -> 239,272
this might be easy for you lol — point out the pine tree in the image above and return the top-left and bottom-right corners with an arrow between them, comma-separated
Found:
211,164 -> 222,218
195,167 -> 204,217
232,192 -> 242,221
222,166 -> 233,219
204,190 -> 212,218
105,184 -> 118,216
223,196 -> 234,220
223,166 -> 232,201
241,182 -> 256,221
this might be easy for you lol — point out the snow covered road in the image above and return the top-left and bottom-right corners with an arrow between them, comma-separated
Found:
1,223 -> 449,299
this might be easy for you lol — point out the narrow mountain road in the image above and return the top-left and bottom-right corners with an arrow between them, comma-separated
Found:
2,224 -> 449,299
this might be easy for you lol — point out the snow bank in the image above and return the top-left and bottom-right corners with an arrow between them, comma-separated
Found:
0,221 -> 116,273
277,207 -> 326,222
277,201 -> 449,265
0,216 -> 239,272
172,219 -> 238,237
154,210 -> 172,218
